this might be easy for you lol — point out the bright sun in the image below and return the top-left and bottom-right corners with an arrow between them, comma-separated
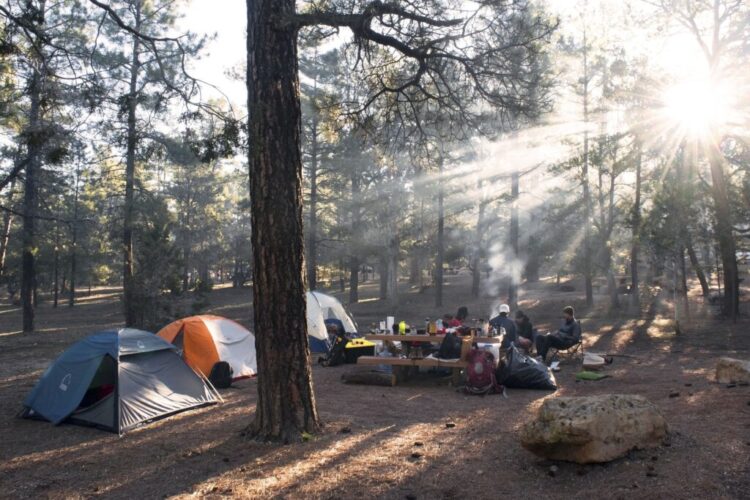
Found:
661,77 -> 731,139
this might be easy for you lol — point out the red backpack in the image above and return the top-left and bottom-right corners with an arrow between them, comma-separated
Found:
464,349 -> 504,395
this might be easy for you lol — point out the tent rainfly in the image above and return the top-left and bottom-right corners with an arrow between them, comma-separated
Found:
157,315 -> 257,380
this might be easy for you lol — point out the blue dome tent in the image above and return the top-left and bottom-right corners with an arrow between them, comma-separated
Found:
21,329 -> 220,434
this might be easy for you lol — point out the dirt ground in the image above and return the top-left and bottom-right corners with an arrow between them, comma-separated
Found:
1,275 -> 749,499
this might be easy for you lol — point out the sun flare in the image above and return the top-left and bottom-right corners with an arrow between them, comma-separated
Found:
660,77 -> 732,139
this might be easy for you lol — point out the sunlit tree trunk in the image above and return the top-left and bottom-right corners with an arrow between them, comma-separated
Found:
630,142 -> 642,313
435,155 -> 444,308
348,172 -> 360,303
0,178 -> 16,278
123,1 -> 141,327
508,170 -> 519,309
581,29 -> 594,307
246,0 -> 319,442
21,1 -> 46,332
471,179 -> 485,298
69,165 -> 80,306
708,148 -> 739,319
687,237 -> 710,298
306,108 -> 319,290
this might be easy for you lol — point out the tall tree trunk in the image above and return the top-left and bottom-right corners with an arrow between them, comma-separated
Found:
348,173 -> 361,304
581,29 -> 594,307
630,142 -> 642,312
123,2 -> 142,327
387,234 -> 399,309
435,156 -> 444,308
21,3 -> 45,332
471,179 -> 485,298
379,257 -> 388,300
306,97 -> 319,291
708,149 -> 739,319
606,165 -> 619,310
69,165 -> 80,306
680,247 -> 690,320
0,177 -> 16,278
53,224 -> 59,308
508,170 -> 519,309
686,236 -> 710,298
246,0 -> 319,442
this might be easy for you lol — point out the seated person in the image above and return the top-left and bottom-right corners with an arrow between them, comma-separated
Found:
453,306 -> 469,326
443,313 -> 460,329
324,318 -> 346,343
514,310 -> 534,351
490,304 -> 517,348
535,306 -> 582,363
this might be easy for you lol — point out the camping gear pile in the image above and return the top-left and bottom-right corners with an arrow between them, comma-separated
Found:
21,291 -> 361,433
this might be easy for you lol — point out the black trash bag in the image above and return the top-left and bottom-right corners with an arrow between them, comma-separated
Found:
437,331 -> 462,359
496,344 -> 557,390
209,361 -> 233,389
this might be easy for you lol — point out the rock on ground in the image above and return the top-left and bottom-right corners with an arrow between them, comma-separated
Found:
715,357 -> 750,384
520,394 -> 668,464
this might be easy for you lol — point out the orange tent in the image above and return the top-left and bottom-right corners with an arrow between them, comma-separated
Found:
157,315 -> 256,380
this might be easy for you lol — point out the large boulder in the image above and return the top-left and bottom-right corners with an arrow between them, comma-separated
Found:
716,357 -> 750,384
520,394 -> 668,464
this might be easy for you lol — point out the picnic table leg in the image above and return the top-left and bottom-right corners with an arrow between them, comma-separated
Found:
451,367 -> 463,387
392,365 -> 408,385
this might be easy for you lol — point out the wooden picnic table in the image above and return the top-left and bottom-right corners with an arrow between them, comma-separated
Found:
364,333 -> 501,344
356,335 -> 481,386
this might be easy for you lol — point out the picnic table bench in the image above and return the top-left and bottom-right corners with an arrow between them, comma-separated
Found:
356,333 -> 499,386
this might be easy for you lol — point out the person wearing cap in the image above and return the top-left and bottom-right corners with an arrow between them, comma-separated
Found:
490,304 -> 517,348
535,305 -> 582,363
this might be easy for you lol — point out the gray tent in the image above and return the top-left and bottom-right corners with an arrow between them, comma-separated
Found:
22,328 -> 219,434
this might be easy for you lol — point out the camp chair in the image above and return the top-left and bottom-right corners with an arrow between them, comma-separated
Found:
549,322 -> 584,363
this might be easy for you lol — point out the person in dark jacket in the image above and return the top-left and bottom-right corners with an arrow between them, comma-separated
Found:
514,310 -> 534,351
490,304 -> 517,348
535,306 -> 582,363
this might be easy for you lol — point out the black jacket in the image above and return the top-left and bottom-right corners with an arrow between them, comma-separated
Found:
557,319 -> 582,342
516,317 -> 534,341
490,314 -> 517,348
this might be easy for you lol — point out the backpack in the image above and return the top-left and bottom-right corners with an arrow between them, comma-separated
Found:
318,333 -> 348,367
464,349 -> 504,395
208,361 -> 233,389
437,332 -> 462,359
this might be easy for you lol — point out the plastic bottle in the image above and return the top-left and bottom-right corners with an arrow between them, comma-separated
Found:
399,320 -> 407,335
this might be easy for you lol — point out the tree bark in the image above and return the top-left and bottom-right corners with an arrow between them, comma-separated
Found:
708,148 -> 739,319
435,156 -> 444,308
0,178 -> 16,278
387,233 -> 399,309
69,164 -> 80,306
246,0 -> 320,442
348,173 -> 361,303
21,2 -> 45,332
686,236 -> 710,298
630,142 -> 642,312
471,179 -> 485,298
508,170 -> 519,309
306,93 -> 319,291
581,29 -> 594,307
123,1 -> 141,327
53,224 -> 60,308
